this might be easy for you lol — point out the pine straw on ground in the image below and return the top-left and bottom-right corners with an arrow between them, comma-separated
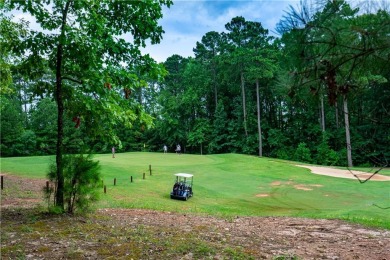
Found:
1,174 -> 390,259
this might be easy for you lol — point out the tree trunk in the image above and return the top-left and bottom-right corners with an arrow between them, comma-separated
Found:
55,44 -> 65,209
18,79 -> 29,127
335,100 -> 339,129
279,99 -> 283,129
256,79 -> 262,157
212,65 -> 218,112
240,71 -> 248,137
256,79 -> 263,157
55,1 -> 71,210
320,95 -> 325,132
343,94 -> 353,167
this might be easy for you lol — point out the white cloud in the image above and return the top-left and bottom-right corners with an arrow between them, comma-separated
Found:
8,1 -> 300,63
11,11 -> 38,29
143,0 -> 299,62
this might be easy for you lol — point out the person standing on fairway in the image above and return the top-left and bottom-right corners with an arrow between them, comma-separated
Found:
163,145 -> 168,154
112,146 -> 115,158
176,144 -> 181,155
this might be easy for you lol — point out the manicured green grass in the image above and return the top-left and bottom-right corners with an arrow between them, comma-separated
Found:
0,155 -> 55,178
1,152 -> 389,228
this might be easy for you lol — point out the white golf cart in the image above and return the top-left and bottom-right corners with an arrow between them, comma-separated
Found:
170,173 -> 193,201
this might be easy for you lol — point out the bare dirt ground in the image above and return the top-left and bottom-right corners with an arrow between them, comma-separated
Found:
1,172 -> 390,259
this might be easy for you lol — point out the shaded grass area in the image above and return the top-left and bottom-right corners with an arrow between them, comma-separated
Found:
1,152 -> 389,229
0,208 -> 254,260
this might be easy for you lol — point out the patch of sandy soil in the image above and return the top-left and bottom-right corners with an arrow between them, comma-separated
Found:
296,165 -> 390,181
294,184 -> 313,191
0,173 -> 47,208
1,174 -> 390,259
255,193 -> 270,197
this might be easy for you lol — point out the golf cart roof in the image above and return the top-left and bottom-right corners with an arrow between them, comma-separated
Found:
174,173 -> 193,178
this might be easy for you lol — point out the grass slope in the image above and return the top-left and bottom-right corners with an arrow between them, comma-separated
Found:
1,152 -> 389,228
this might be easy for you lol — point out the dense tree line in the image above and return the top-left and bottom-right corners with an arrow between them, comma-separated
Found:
2,0 -> 389,169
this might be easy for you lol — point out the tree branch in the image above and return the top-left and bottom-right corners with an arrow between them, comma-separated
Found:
62,76 -> 83,84
373,204 -> 390,210
349,165 -> 387,184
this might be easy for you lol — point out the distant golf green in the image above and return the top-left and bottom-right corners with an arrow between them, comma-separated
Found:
1,152 -> 389,228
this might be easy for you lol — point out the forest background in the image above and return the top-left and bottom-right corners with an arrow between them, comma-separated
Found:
1,0 -> 389,169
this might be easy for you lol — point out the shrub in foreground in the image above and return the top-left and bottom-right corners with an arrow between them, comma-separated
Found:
46,154 -> 101,214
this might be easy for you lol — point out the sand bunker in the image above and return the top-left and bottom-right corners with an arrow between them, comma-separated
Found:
296,165 -> 390,181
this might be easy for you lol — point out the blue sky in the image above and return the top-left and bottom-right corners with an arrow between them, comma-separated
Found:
9,0 -> 301,62
143,0 -> 299,62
